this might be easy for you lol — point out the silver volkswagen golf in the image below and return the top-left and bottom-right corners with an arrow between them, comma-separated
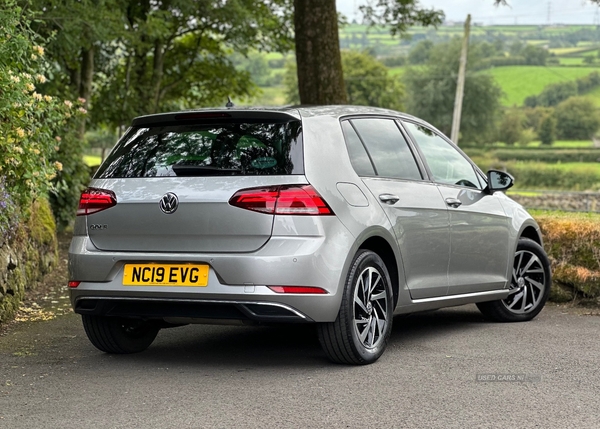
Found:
69,106 -> 551,364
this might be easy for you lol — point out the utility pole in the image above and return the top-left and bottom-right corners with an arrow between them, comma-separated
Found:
450,14 -> 471,145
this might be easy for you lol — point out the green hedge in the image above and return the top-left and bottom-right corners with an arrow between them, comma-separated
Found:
535,212 -> 600,303
494,149 -> 600,163
507,162 -> 600,190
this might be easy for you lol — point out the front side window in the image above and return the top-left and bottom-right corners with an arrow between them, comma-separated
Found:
403,122 -> 481,189
350,118 -> 422,180
95,120 -> 303,178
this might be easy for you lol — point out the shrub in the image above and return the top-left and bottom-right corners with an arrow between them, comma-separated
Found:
535,213 -> 600,302
49,133 -> 91,228
382,55 -> 407,67
496,109 -> 525,145
524,72 -> 600,108
518,127 -> 536,145
0,2 -> 85,235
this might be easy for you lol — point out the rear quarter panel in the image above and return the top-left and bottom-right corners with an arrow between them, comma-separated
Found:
300,114 -> 407,303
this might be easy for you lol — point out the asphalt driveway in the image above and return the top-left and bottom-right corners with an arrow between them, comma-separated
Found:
1,304 -> 598,428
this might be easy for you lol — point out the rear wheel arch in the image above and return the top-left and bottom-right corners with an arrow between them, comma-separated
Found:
358,236 -> 400,308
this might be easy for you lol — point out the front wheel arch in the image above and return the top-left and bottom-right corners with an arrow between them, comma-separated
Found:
477,238 -> 551,322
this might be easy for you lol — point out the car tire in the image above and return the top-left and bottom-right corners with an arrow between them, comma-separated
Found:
318,250 -> 394,365
477,238 -> 551,322
82,315 -> 160,354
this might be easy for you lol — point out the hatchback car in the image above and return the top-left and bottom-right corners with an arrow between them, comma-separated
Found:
69,106 -> 551,364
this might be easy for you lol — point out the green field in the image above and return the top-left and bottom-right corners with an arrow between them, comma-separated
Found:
558,57 -> 586,66
485,66 -> 599,106
388,66 -> 406,77
549,46 -> 592,55
83,155 -> 101,167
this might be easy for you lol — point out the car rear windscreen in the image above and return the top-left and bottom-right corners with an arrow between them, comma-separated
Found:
94,120 -> 303,178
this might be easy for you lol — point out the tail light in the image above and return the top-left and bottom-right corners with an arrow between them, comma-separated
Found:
68,281 -> 81,288
77,188 -> 117,216
229,185 -> 334,216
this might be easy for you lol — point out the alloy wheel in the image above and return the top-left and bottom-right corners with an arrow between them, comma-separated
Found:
353,266 -> 389,349
502,250 -> 546,314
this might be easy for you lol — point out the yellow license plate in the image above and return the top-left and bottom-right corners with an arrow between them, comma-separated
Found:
123,264 -> 209,287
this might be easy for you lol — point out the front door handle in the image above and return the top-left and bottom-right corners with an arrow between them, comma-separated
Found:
445,197 -> 462,208
379,194 -> 400,205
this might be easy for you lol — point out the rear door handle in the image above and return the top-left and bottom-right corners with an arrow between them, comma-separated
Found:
379,194 -> 400,205
445,197 -> 462,208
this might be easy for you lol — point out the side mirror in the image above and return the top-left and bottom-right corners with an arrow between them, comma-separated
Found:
487,170 -> 514,193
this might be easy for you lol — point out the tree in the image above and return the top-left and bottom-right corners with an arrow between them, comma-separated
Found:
408,40 -> 433,64
497,109 -> 524,146
293,0 -> 346,104
554,97 -> 600,140
293,0 -> 444,105
525,81 -> 578,108
343,51 -> 404,110
521,44 -> 548,66
538,114 -> 556,146
22,0 -> 123,120
284,50 -> 404,110
24,0 -> 294,130
403,39 -> 503,144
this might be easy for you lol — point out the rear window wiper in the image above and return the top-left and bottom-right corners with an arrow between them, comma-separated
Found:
172,165 -> 242,176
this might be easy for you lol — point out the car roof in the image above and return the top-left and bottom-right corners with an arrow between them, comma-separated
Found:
131,105 -> 421,127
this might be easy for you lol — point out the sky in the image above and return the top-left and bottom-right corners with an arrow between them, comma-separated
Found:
336,0 -> 600,26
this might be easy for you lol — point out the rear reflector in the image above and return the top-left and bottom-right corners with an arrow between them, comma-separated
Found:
229,185 -> 334,216
77,188 -> 117,216
68,281 -> 81,288
268,286 -> 328,294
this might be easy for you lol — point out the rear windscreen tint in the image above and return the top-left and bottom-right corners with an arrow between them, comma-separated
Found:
94,120 -> 303,178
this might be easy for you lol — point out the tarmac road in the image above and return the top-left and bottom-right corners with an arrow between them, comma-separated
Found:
1,304 -> 598,429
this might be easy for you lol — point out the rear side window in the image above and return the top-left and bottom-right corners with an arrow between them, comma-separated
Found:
350,118 -> 422,180
95,120 -> 303,178
341,121 -> 375,176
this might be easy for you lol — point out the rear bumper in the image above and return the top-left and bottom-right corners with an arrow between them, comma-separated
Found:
73,296 -> 312,323
68,217 -> 356,322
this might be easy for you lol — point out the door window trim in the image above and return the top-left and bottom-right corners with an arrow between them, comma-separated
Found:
399,119 -> 487,190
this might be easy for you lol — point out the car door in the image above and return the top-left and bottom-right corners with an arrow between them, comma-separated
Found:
402,121 -> 510,295
341,118 -> 450,299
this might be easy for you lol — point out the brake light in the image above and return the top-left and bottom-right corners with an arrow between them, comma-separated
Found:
174,112 -> 231,120
77,188 -> 117,216
229,185 -> 334,216
68,281 -> 81,288
268,286 -> 328,294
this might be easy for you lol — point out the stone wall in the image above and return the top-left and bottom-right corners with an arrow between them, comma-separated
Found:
510,192 -> 600,213
0,199 -> 58,324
